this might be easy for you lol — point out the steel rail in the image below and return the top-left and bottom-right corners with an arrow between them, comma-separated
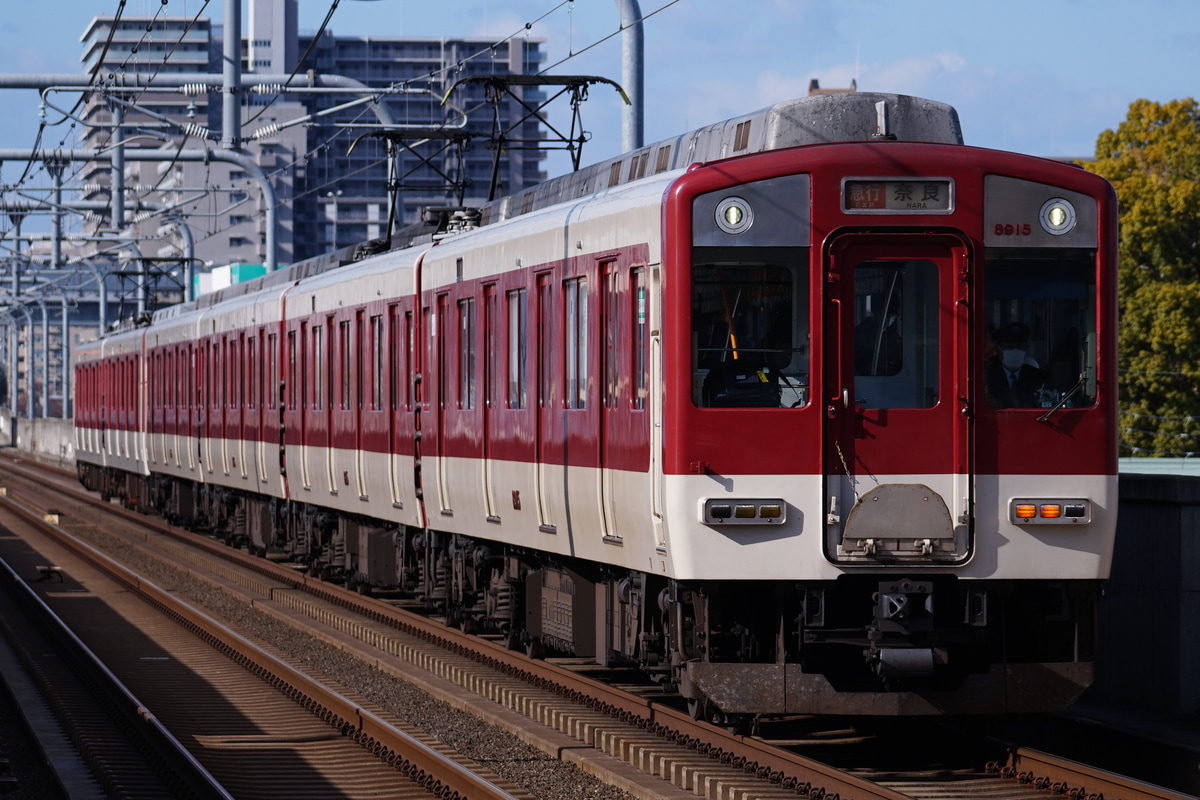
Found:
998,747 -> 1196,800
0,513 -> 233,799
0,487 -> 525,800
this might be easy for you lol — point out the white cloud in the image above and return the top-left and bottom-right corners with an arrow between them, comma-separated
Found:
860,53 -> 971,95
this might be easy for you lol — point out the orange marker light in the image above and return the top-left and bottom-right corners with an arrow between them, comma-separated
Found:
1040,504 -> 1062,518
1015,504 -> 1038,519
758,504 -> 782,519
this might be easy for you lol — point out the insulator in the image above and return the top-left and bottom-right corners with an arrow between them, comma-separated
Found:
179,83 -> 213,96
183,122 -> 211,139
251,123 -> 281,140
251,84 -> 284,94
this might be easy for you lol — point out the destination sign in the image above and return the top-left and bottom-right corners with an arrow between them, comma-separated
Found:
843,179 -> 953,213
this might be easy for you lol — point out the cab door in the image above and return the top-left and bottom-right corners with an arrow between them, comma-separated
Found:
823,234 -> 972,564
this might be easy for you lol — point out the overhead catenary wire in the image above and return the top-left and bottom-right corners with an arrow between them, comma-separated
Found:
4,0 -> 674,256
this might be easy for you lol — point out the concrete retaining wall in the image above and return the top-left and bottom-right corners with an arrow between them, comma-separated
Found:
0,412 -> 75,469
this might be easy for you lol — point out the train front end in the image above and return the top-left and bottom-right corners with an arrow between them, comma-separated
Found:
660,133 -> 1118,716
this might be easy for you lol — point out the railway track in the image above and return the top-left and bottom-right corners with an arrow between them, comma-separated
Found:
0,454 -> 1193,800
0,545 -> 229,800
0,463 -> 532,800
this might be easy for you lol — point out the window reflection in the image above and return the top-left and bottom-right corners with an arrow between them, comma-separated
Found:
852,260 -> 939,409
691,247 -> 809,408
983,249 -> 1096,410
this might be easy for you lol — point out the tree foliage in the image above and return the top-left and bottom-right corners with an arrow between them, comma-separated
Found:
1084,98 -> 1200,456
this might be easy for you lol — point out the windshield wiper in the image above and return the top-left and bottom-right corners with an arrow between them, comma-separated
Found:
1037,373 -> 1086,424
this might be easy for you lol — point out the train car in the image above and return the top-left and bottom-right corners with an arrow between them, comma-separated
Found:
74,92 -> 1118,719
75,324 -> 148,503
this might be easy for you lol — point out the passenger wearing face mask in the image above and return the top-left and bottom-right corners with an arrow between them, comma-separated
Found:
984,321 -> 1053,408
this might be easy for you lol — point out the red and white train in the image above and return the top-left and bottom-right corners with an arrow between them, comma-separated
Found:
75,92 -> 1118,719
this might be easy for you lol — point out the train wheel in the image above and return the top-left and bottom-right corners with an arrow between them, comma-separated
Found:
688,697 -> 753,735
687,696 -> 710,722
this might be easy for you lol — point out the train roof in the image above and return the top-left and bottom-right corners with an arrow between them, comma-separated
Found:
478,92 -> 963,226
128,92 -> 961,334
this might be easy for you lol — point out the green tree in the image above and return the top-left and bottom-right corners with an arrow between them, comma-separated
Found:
1084,98 -> 1200,456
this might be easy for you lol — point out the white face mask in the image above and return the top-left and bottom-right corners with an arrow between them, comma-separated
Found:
1000,348 -> 1026,371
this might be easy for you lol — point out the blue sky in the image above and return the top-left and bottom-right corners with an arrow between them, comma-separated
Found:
1,0 -> 1198,178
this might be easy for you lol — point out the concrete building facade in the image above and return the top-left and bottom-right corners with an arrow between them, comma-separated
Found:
77,0 -> 546,271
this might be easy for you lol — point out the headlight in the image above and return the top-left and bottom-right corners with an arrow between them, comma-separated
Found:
1039,198 -> 1077,235
715,196 -> 754,235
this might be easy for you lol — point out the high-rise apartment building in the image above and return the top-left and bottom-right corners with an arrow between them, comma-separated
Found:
78,0 -> 546,269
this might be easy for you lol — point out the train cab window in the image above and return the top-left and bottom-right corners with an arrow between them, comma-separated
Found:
983,248 -> 1097,410
692,246 -> 809,408
853,260 -> 939,409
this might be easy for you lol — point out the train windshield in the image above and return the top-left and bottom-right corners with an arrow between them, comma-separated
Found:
691,246 -> 810,408
852,260 -> 940,409
983,248 -> 1097,410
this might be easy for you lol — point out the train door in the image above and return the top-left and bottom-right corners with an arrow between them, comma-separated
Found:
332,315 -> 351,494
534,271 -> 556,531
356,310 -> 368,499
204,338 -> 218,476
148,348 -> 161,466
388,304 -> 417,513
167,347 -> 179,468
482,284 -> 499,520
189,342 -> 199,472
823,235 -> 972,564
297,323 -> 311,489
562,263 -> 604,542
266,331 -> 283,493
435,293 -> 451,513
219,335 -> 231,475
234,334 -> 247,478
599,260 -> 621,540
251,330 -> 266,484
178,346 -> 188,469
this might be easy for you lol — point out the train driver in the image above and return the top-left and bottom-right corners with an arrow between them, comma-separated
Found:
984,321 -> 1054,409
